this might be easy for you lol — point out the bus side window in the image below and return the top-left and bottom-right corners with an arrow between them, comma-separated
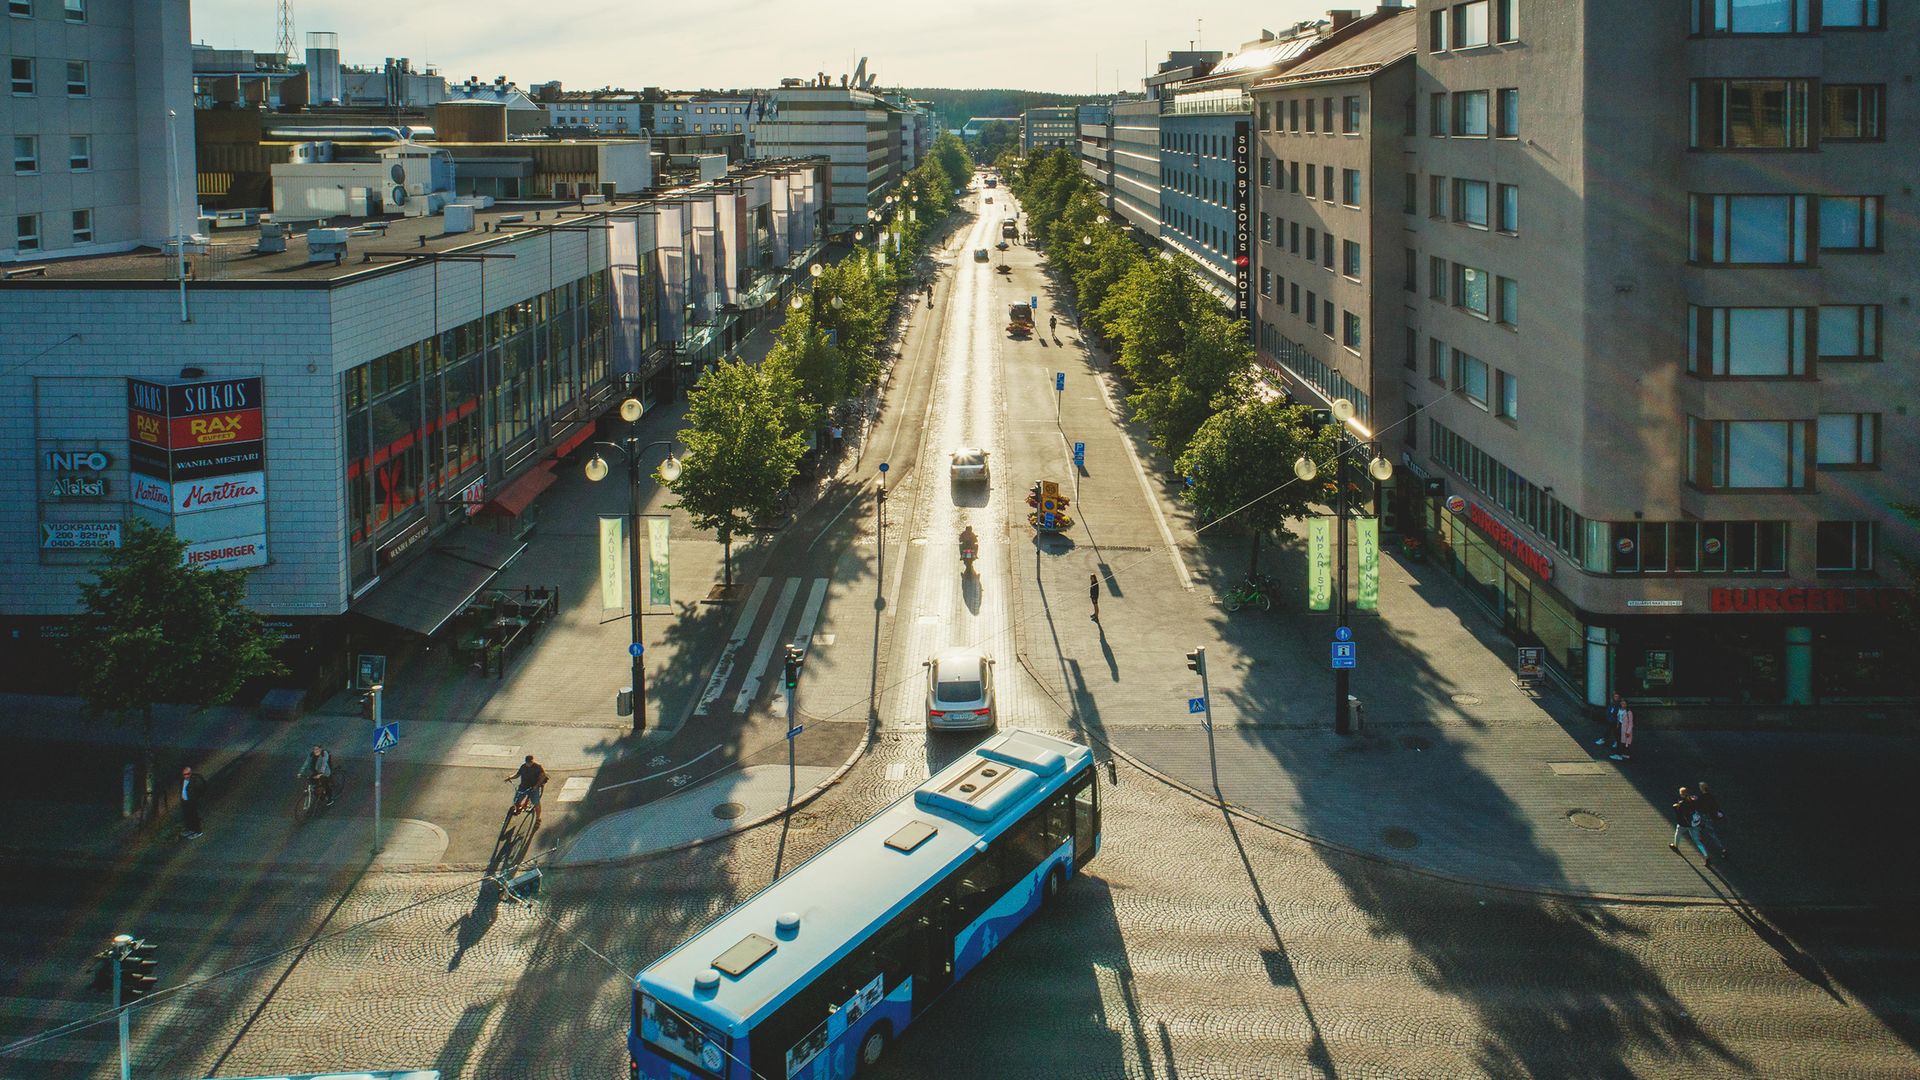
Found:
1044,788 -> 1072,851
952,850 -> 1005,927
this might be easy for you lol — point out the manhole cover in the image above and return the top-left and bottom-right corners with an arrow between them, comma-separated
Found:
1451,693 -> 1482,707
1381,827 -> 1420,849
1399,735 -> 1433,752
1567,810 -> 1608,832
711,801 -> 748,820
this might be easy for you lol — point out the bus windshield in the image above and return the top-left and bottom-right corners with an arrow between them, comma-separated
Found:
638,992 -> 729,1074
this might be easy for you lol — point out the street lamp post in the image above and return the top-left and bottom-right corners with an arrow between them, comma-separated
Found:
1295,398 -> 1392,736
585,398 -> 681,732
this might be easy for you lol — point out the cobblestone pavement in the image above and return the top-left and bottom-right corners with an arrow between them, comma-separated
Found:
3,737 -> 1914,1079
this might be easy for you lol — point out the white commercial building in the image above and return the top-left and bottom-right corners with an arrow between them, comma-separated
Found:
754,86 -> 895,231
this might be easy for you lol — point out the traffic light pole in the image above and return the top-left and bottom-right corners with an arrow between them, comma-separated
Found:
367,684 -> 384,855
1335,452 -> 1351,736
1187,647 -> 1210,729
112,936 -> 129,1080
782,645 -> 804,813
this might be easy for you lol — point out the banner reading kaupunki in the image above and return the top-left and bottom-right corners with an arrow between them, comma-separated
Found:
599,516 -> 625,610
1355,517 -> 1380,611
645,515 -> 671,610
1307,518 -> 1333,611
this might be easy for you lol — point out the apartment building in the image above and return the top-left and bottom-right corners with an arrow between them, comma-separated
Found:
1077,103 -> 1113,200
754,86 -> 895,231
1108,97 -> 1162,235
1021,106 -> 1077,151
1394,0 -> 1915,705
4,0 -> 194,260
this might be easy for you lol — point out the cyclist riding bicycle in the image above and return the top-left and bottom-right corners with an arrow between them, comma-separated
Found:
506,755 -> 548,820
298,745 -> 335,806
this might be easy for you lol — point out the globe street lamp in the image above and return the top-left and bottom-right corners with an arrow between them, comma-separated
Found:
1294,398 -> 1392,735
585,400 -> 682,732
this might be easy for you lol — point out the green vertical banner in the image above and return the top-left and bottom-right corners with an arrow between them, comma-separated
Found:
1355,516 -> 1380,611
645,515 -> 671,610
598,516 -> 625,611
1307,518 -> 1333,611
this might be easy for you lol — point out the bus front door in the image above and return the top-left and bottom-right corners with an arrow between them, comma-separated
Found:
1070,769 -> 1099,868
911,894 -> 954,1013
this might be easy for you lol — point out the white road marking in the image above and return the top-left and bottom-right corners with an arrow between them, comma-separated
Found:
694,577 -> 772,715
461,743 -> 520,758
597,744 -> 723,792
734,577 -> 801,714
1121,420 -> 1194,590
885,762 -> 907,781
771,578 -> 829,712
555,776 -> 593,803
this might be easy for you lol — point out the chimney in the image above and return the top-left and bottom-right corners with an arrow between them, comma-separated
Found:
1329,9 -> 1362,30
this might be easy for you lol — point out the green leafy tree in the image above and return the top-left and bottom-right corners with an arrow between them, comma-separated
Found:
974,121 -> 1020,165
667,357 -> 810,587
763,305 -> 846,427
1128,305 -> 1258,461
1177,397 -> 1343,578
931,132 -> 973,193
1097,256 -> 1193,389
70,519 -> 280,815
1073,227 -> 1145,339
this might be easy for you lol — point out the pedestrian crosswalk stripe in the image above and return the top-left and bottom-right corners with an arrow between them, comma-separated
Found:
734,578 -> 801,714
695,578 -> 773,716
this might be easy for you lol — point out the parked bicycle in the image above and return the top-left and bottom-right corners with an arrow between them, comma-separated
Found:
1221,576 -> 1274,613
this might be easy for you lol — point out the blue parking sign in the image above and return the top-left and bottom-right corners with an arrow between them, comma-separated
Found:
1055,372 -> 1065,391
1073,441 -> 1085,466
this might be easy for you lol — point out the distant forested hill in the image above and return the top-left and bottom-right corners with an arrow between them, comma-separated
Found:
896,89 -> 1127,130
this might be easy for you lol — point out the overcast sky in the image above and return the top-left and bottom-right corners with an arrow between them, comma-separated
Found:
190,0 -> 1335,94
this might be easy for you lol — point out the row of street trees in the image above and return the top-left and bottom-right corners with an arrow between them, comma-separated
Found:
667,133 -> 976,580
1004,148 -> 1342,575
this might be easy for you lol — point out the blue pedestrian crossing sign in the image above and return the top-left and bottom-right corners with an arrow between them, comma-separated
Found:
1073,441 -> 1085,466
628,642 -> 645,657
373,723 -> 399,753
1187,697 -> 1207,714
1055,372 -> 1065,391
1331,641 -> 1357,669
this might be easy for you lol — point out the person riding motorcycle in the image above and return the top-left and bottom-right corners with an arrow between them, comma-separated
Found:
958,525 -> 979,565
298,745 -> 335,806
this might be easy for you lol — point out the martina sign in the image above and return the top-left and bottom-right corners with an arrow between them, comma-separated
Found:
173,471 -> 266,513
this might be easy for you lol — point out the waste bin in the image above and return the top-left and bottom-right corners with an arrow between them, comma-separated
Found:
1348,695 -> 1364,733
616,687 -> 634,717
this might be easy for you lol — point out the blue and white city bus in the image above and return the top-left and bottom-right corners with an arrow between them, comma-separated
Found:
629,730 -> 1101,1080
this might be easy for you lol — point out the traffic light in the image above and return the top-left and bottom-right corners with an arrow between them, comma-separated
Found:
120,939 -> 158,1001
783,646 -> 804,690
1186,647 -> 1206,676
90,949 -> 116,994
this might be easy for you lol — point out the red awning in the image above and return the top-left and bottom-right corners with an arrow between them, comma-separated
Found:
550,422 -> 595,461
477,463 -> 557,518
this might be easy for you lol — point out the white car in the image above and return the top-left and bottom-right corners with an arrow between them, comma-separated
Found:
949,447 -> 989,483
926,650 -> 996,730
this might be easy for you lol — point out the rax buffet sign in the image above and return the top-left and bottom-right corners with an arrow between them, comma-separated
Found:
127,376 -> 270,570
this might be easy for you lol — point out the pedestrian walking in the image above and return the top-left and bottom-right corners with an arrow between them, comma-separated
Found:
1670,786 -> 1712,867
1088,573 -> 1101,622
1049,314 -> 1058,337
1596,692 -> 1627,748
179,765 -> 206,839
1694,780 -> 1730,858
1610,704 -> 1634,761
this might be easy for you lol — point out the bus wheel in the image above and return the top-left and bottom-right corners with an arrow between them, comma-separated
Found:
1042,865 -> 1065,908
858,1024 -> 891,1070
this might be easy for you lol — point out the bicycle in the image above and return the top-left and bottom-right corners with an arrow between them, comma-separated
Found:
293,771 -> 338,824
1221,578 -> 1274,613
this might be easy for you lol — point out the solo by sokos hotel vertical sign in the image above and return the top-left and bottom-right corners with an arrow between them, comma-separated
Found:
127,377 -> 269,570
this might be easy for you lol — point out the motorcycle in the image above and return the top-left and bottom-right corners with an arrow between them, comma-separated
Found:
959,528 -> 978,572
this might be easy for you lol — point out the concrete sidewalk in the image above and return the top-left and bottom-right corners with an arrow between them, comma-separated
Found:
1005,249 -> 1920,907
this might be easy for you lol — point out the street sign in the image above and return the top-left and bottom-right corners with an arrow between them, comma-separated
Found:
1031,295 -> 1039,311
1073,441 -> 1085,466
373,723 -> 399,753
355,654 -> 387,690
1331,641 -> 1357,669
786,724 -> 804,740
1334,625 -> 1353,642
1054,372 -> 1065,391
1187,697 -> 1207,714
628,642 -> 645,658
878,462 -> 889,474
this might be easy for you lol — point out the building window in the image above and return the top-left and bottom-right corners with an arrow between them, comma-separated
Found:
1691,79 -> 1811,148
65,60 -> 86,96
1342,168 -> 1361,206
1822,84 -> 1884,140
1451,1 -> 1491,47
1260,212 -> 1272,243
1495,370 -> 1519,419
1291,282 -> 1300,314
1261,156 -> 1272,187
1429,8 -> 1447,51
1404,248 -> 1418,291
1288,160 -> 1299,192
1429,174 -> 1447,218
1816,304 -> 1880,360
1429,337 -> 1448,382
1406,326 -> 1418,370
1453,90 -> 1490,136
1452,349 -> 1490,406
1816,413 -> 1879,467
1321,235 -> 1335,271
14,212 -> 38,252
1305,164 -> 1317,198
1691,0 -> 1809,32
1306,290 -> 1318,326
10,56 -> 32,95
11,134 -> 35,173
67,133 -> 88,170
7,0 -> 28,15
1323,98 -> 1334,133
1496,276 -> 1519,327
1494,0 -> 1518,41
1306,99 -> 1316,133
1496,183 -> 1519,233
1261,267 -> 1272,297
1821,0 -> 1883,28
1323,299 -> 1335,340
1323,164 -> 1334,200
1258,101 -> 1270,130
1687,417 -> 1810,490
1688,306 -> 1809,376
1494,88 -> 1519,137
1290,221 -> 1300,254
1342,96 -> 1361,133
1689,194 -> 1810,265
1404,172 -> 1417,214
1429,93 -> 1447,136
1454,178 -> 1490,227
1454,264 -> 1490,318
1343,240 -> 1361,278
1815,522 -> 1876,572
1429,255 -> 1447,300
70,207 -> 91,242
1817,195 -> 1880,250
1289,99 -> 1300,132
63,0 -> 82,20
1343,310 -> 1362,349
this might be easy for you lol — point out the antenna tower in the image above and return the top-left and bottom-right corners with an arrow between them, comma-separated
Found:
275,0 -> 297,61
